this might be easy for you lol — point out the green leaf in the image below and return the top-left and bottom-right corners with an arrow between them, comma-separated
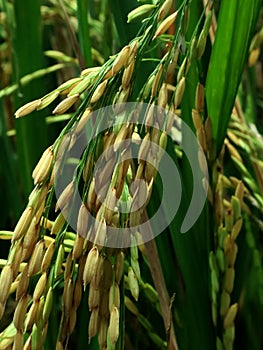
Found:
12,0 -> 49,196
206,0 -> 261,152
77,0 -> 92,66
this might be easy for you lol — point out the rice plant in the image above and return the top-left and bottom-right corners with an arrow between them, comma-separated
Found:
0,1 -> 262,349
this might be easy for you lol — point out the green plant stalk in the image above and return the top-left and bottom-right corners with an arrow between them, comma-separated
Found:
205,0 -> 261,153
0,100 -> 23,224
108,0 -> 140,46
0,63 -> 73,99
12,0 -> 49,197
77,0 -> 93,67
